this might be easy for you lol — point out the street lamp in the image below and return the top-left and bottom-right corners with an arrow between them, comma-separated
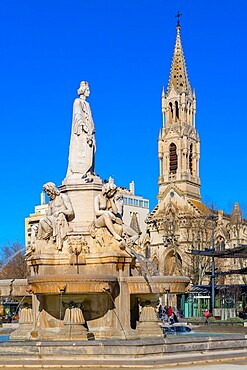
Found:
165,287 -> 170,307
206,213 -> 216,313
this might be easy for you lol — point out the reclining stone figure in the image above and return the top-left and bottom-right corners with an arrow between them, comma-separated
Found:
37,182 -> 74,250
94,182 -> 138,247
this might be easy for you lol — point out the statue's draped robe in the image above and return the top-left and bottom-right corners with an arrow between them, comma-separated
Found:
37,193 -> 74,251
67,98 -> 95,177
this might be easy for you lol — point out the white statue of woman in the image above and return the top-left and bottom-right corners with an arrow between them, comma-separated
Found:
66,81 -> 96,178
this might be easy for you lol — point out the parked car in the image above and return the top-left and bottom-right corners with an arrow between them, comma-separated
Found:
162,324 -> 192,335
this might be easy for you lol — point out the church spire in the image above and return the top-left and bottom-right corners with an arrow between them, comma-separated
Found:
167,14 -> 191,95
158,16 -> 201,201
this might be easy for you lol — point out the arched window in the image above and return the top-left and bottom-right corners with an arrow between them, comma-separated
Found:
169,143 -> 178,174
216,237 -> 225,251
152,256 -> 159,271
189,143 -> 193,175
164,251 -> 182,276
145,243 -> 150,259
220,240 -> 225,251
169,102 -> 173,121
175,101 -> 179,120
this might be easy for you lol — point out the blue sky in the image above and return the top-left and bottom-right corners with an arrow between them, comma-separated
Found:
0,0 -> 247,246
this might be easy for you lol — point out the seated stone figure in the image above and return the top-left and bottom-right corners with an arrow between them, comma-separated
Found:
37,182 -> 75,251
114,192 -> 139,245
94,182 -> 138,248
94,182 -> 123,242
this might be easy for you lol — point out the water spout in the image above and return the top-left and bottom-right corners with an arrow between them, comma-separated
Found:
0,247 -> 26,274
59,286 -> 66,321
14,295 -> 27,316
103,288 -> 127,340
137,254 -> 160,276
59,291 -> 63,321
124,244 -> 160,300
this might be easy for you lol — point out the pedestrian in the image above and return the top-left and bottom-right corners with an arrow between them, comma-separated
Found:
161,309 -> 168,323
167,306 -> 173,324
173,312 -> 179,323
158,304 -> 163,319
204,308 -> 209,325
167,306 -> 173,317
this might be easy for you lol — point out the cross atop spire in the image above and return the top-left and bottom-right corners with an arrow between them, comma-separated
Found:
175,11 -> 182,28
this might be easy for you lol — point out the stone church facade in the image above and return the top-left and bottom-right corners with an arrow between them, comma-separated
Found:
143,20 -> 247,287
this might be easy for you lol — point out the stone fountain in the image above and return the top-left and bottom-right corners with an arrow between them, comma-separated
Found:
1,82 -> 246,367
11,81 -> 189,343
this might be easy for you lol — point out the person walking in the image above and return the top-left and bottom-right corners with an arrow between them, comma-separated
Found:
204,308 -> 209,325
167,306 -> 173,324
167,306 -> 173,317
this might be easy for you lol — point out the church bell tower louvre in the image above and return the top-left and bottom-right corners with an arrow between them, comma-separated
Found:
158,17 -> 201,205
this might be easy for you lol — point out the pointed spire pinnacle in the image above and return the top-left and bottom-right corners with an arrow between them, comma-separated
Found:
130,212 -> 141,235
231,202 -> 242,224
166,16 -> 192,95
161,85 -> 166,115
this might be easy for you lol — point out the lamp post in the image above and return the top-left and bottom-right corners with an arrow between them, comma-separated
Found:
165,287 -> 170,308
207,213 -> 216,314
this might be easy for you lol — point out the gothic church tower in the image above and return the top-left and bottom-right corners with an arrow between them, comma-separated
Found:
158,19 -> 201,203
145,17 -> 247,288
145,17 -> 206,278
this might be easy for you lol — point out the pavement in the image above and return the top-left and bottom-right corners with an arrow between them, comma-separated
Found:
0,324 -> 246,369
192,324 -> 246,334
0,350 -> 246,369
172,361 -> 247,369
0,361 -> 247,369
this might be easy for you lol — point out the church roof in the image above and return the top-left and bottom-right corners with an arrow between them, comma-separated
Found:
188,199 -> 211,216
166,23 -> 192,95
145,205 -> 159,223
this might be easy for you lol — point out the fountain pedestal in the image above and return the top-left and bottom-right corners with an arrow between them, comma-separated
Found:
10,302 -> 33,341
137,300 -> 164,338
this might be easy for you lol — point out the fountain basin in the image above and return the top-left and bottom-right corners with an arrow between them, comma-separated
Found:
28,274 -> 118,294
126,275 -> 190,294
0,279 -> 31,297
28,274 -> 190,295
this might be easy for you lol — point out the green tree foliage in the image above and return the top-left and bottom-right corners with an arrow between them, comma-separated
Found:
0,242 -> 28,279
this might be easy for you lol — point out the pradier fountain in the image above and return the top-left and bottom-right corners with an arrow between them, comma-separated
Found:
1,82 -> 246,367
8,81 -> 189,355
